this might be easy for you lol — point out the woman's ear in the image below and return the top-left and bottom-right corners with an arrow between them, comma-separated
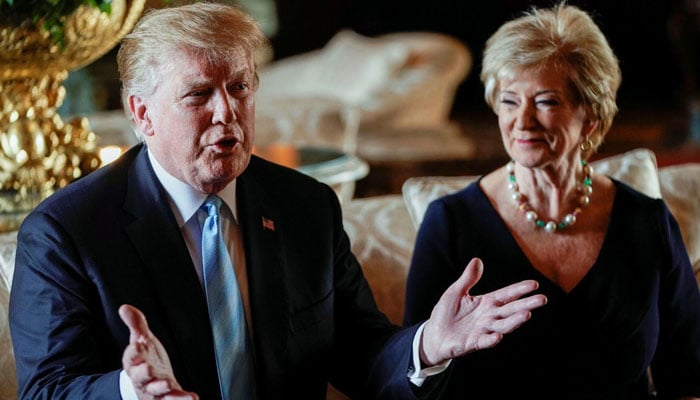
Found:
585,118 -> 599,137
128,95 -> 154,137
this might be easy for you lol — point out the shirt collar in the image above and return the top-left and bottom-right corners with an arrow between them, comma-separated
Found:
147,148 -> 239,227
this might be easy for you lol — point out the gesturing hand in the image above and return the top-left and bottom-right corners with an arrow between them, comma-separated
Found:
119,304 -> 200,400
420,258 -> 547,366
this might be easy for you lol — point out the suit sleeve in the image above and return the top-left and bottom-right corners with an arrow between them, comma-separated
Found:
9,211 -> 123,400
319,183 -> 452,400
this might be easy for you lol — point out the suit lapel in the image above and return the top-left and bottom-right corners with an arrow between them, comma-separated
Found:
237,160 -> 290,391
122,147 -> 220,396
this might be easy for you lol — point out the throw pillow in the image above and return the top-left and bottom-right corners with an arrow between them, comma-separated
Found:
590,148 -> 662,199
402,148 -> 662,229
658,164 -> 700,277
402,175 -> 478,229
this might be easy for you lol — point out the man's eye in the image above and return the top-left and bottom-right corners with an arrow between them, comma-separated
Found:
229,82 -> 249,92
188,89 -> 210,97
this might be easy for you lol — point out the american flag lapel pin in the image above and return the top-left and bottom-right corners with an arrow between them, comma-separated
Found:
262,216 -> 275,231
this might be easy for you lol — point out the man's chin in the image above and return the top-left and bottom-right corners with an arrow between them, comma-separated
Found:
210,155 -> 250,179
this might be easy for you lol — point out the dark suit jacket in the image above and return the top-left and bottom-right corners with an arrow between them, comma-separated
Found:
9,144 -> 426,399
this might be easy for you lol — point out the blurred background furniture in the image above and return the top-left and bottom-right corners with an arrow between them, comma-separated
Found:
256,29 -> 476,200
255,98 -> 360,154
258,29 -> 471,133
254,97 -> 364,202
253,143 -> 369,204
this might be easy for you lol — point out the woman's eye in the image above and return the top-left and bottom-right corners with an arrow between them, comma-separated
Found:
536,99 -> 558,106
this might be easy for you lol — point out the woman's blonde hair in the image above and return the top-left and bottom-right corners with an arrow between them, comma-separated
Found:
480,2 -> 621,157
117,2 -> 267,115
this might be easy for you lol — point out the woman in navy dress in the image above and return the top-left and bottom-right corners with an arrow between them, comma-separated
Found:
404,3 -> 700,399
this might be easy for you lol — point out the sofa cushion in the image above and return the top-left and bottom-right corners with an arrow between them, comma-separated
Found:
0,280 -> 16,400
658,164 -> 700,283
0,231 -> 17,399
402,148 -> 663,229
590,148 -> 662,199
402,175 -> 479,229
342,195 -> 415,325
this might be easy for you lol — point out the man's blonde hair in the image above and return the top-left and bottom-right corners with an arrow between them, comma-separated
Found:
117,2 -> 268,115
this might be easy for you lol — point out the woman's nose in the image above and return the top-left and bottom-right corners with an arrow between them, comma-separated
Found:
515,103 -> 536,130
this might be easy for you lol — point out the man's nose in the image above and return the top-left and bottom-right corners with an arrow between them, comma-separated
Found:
211,91 -> 235,124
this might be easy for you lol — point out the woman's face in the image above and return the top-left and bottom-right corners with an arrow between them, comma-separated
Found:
496,64 -> 594,170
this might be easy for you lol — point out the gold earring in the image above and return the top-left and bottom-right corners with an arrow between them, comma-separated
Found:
580,136 -> 593,152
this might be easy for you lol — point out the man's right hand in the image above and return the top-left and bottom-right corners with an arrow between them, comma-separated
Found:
119,304 -> 200,400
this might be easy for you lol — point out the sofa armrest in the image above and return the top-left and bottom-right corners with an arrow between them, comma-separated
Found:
658,163 -> 700,285
0,232 -> 17,399
342,195 -> 415,325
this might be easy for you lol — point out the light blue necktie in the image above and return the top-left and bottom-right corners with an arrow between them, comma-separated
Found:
201,195 -> 256,400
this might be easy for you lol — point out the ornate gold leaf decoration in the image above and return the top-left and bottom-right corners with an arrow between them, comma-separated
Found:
0,0 -> 146,231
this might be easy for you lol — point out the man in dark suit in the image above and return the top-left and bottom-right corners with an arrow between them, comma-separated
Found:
9,3 -> 546,399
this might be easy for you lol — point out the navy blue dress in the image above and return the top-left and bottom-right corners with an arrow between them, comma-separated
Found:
404,179 -> 700,399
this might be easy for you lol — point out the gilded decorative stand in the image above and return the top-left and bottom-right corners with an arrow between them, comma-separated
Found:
0,0 -> 146,231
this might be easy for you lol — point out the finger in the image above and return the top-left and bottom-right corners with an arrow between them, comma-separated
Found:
476,331 -> 503,351
491,310 -> 533,334
122,341 -> 145,369
448,258 -> 484,297
144,379 -> 176,396
497,294 -> 548,316
163,391 -> 200,400
119,304 -> 150,344
490,279 -> 541,305
128,360 -> 156,388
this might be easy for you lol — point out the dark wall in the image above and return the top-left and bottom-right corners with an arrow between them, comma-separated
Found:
271,0 -> 689,115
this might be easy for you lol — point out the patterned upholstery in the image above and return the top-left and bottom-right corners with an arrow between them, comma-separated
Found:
342,195 -> 416,325
0,232 -> 17,399
659,164 -> 700,278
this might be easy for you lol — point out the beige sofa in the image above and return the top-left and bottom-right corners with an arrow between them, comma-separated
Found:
348,148 -> 700,328
1,148 -> 698,398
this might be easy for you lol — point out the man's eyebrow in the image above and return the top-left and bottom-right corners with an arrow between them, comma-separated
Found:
229,67 -> 254,80
180,77 -> 211,89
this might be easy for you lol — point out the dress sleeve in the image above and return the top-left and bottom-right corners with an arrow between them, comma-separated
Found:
650,201 -> 700,398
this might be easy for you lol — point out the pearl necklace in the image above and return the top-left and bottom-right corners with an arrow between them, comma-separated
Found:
506,160 -> 593,233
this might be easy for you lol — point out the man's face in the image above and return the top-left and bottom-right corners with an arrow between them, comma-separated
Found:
131,47 -> 256,194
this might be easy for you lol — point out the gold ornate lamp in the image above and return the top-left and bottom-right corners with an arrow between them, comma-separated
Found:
0,0 -> 146,232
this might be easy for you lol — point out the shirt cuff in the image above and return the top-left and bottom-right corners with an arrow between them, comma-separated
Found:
119,369 -> 139,400
407,322 -> 452,386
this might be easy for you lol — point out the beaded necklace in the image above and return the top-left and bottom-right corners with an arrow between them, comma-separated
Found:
506,160 -> 593,233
